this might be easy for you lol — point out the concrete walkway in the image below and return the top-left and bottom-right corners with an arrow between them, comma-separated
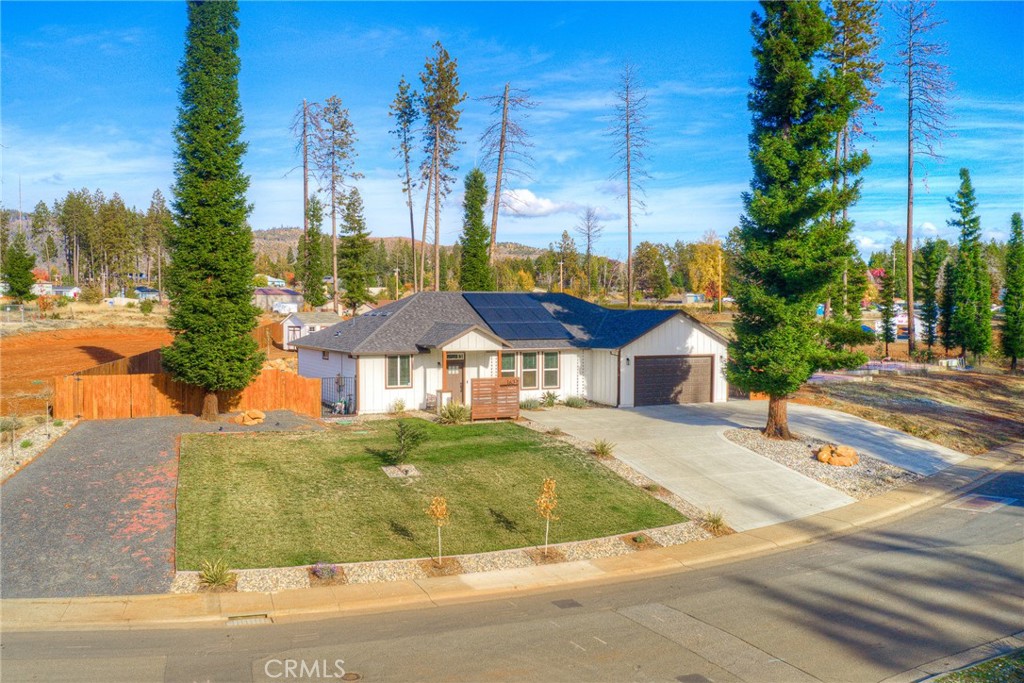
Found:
526,401 -> 969,532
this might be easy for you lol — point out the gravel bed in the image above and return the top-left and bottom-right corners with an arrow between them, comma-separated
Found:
236,567 -> 310,592
456,549 -> 535,574
169,572 -> 201,594
561,536 -> 634,561
723,428 -> 922,499
646,522 -> 714,547
0,419 -> 76,483
343,558 -> 429,585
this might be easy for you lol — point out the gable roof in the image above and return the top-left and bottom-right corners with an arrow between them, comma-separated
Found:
293,291 -> 728,354
286,311 -> 344,326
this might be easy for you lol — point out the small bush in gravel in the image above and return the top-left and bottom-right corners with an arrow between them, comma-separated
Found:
564,396 -> 587,409
19,439 -> 32,449
198,558 -> 236,588
52,419 -> 64,427
519,399 -> 541,410
541,391 -> 559,408
310,561 -> 338,580
701,510 -> 730,537
592,439 -> 615,458
547,427 -> 564,436
437,402 -> 470,425
390,398 -> 406,415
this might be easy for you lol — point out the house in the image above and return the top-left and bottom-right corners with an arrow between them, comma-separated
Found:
294,292 -> 729,415
280,311 -> 344,351
54,285 -> 81,300
134,286 -> 161,301
257,274 -> 286,287
30,281 -> 54,296
253,287 -> 304,312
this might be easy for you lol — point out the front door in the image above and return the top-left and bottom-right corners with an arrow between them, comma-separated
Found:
445,360 -> 465,404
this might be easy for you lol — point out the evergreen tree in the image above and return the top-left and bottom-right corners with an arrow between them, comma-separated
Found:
634,241 -> 671,301
939,259 -> 956,353
298,194 -> 328,307
458,168 -> 493,291
878,266 -> 897,357
390,77 -> 421,290
337,189 -> 374,315
916,237 -> 949,352
163,0 -> 263,419
948,168 -> 991,362
1001,212 -> 1024,371
1,232 -> 37,302
728,1 -> 867,439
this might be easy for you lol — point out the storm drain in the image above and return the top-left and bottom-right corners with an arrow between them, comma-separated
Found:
226,613 -> 272,626
943,495 -> 1017,513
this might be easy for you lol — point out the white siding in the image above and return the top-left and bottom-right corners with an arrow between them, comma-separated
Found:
618,315 -> 728,407
297,348 -> 356,379
444,330 -> 503,352
355,350 -> 502,414
512,349 -> 582,403
586,349 -> 619,406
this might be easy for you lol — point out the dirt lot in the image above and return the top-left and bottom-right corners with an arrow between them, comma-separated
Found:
0,327 -> 175,414
794,371 -> 1024,455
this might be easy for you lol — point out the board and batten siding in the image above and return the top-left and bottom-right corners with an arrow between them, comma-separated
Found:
618,315 -> 728,407
297,348 -> 356,379
513,349 -> 582,403
356,350 -> 498,414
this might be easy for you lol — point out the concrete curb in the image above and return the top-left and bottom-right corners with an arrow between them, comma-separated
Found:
2,444 -> 1020,633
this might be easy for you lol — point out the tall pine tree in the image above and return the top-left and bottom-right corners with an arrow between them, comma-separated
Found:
163,0 -> 263,419
728,1 -> 867,438
878,264 -> 897,357
1001,212 -> 1024,371
939,259 -> 956,353
916,237 -> 949,353
337,188 -> 374,316
1,232 -> 37,303
299,194 -> 328,308
948,168 -> 991,362
458,168 -> 493,291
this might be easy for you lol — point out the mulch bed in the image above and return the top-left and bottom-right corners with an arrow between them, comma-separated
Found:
621,532 -> 662,550
418,558 -> 464,577
526,547 -> 567,565
308,566 -> 349,586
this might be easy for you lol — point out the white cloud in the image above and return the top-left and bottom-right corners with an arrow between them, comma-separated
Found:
920,221 -> 938,233
500,188 -> 580,218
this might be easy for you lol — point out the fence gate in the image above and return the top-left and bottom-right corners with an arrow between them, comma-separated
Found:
320,376 -> 356,416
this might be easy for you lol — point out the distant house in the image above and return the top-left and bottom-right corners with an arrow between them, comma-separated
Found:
253,287 -> 304,312
294,292 -> 729,415
54,286 -> 81,300
30,282 -> 54,296
257,274 -> 286,288
134,286 -> 161,301
280,311 -> 344,351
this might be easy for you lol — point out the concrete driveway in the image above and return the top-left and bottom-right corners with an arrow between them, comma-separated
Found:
525,401 -> 968,532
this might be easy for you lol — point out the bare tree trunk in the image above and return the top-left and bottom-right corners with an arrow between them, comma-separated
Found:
157,244 -> 162,301
764,395 -> 792,440
489,82 -> 510,266
905,83 -> 916,353
302,100 -> 309,240
432,124 -> 441,292
419,168 -> 432,292
404,147 -> 417,293
625,108 -> 633,310
201,392 -> 218,421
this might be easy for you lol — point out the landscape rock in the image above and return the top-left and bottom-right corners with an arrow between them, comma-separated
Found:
815,443 -> 859,467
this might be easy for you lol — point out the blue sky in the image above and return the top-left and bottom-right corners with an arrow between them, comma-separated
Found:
3,1 -> 1022,261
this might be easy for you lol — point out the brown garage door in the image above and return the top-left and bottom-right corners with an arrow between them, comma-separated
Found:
634,355 -> 713,405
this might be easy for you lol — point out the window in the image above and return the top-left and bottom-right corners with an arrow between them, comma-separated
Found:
386,355 -> 412,388
543,352 -> 559,389
521,353 -> 538,389
500,353 -> 516,377
321,350 -> 330,361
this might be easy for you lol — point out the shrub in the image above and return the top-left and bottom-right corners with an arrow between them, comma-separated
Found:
55,296 -> 70,308
139,299 -> 155,315
391,419 -> 427,462
519,399 -> 541,410
563,396 -> 587,409
541,391 -> 559,408
126,301 -> 137,309
52,419 -> 64,427
701,510 -> 730,537
79,285 -> 103,304
19,439 -> 33,449
438,402 -> 470,425
592,439 -> 615,458
547,427 -> 564,436
36,295 -> 55,313
310,561 -> 338,580
0,417 -> 22,434
198,558 -> 236,588
390,398 -> 406,415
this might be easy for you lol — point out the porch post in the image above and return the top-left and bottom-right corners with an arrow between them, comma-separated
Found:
497,349 -> 502,378
442,350 -> 447,390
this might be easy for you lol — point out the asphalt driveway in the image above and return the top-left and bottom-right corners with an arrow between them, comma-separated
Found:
0,411 -> 321,599
526,401 -> 969,532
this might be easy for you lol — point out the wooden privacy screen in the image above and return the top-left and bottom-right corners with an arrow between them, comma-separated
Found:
53,369 -> 320,420
470,377 -> 520,421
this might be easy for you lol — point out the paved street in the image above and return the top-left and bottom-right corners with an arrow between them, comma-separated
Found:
526,402 -> 970,531
3,465 -> 1020,682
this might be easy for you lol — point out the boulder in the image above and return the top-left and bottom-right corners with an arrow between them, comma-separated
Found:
815,443 -> 859,467
245,409 -> 266,421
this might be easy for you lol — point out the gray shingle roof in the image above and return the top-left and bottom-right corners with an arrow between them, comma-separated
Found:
292,291 -> 727,354
290,312 -> 344,326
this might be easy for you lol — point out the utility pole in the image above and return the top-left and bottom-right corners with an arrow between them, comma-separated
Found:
717,248 -> 723,314
558,259 -> 564,293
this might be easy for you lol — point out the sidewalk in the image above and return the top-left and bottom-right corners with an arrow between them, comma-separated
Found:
3,444 -> 1017,632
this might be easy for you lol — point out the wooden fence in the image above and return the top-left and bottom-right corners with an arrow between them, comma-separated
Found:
76,348 -> 165,377
54,369 -> 320,420
470,377 -> 520,421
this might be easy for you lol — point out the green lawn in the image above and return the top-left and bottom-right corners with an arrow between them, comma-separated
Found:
176,419 -> 685,569
938,649 -> 1024,683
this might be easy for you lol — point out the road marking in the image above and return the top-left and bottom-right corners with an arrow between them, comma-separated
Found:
943,495 -> 1017,513
570,641 -> 587,652
593,636 -> 607,645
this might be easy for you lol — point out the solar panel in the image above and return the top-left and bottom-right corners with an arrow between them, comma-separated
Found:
463,293 -> 572,340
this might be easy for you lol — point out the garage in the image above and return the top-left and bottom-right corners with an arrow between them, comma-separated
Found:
634,355 -> 714,405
